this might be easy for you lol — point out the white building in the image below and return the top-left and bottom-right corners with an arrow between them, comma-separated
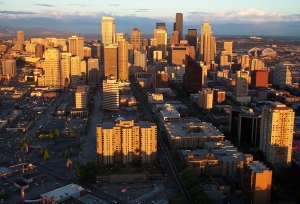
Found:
75,85 -> 89,109
198,89 -> 213,110
259,102 -> 294,167
40,183 -> 85,204
134,50 -> 147,71
71,56 -> 82,88
44,48 -> 62,88
102,76 -> 119,111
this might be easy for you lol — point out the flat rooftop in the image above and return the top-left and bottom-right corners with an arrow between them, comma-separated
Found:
247,161 -> 269,173
75,194 -> 109,204
201,182 -> 222,192
41,183 -> 84,200
164,122 -> 224,139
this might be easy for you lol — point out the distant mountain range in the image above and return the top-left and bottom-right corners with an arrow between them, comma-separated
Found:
0,25 -> 100,40
1,25 -> 299,41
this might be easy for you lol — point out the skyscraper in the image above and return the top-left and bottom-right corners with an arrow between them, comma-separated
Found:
223,41 -> 233,61
169,31 -> 179,45
156,22 -> 166,30
44,48 -> 62,88
17,30 -> 24,45
187,29 -> 197,51
236,70 -> 249,97
16,30 -> 24,51
175,13 -> 183,40
154,29 -> 167,58
104,44 -> 118,78
200,21 -> 216,65
115,33 -> 125,43
101,17 -> 115,45
118,40 -> 129,80
130,28 -> 142,51
68,35 -> 84,59
184,55 -> 202,93
260,102 -> 294,167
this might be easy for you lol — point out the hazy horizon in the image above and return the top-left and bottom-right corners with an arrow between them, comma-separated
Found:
1,0 -> 300,36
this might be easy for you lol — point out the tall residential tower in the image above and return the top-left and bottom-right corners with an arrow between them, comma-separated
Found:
260,102 -> 294,167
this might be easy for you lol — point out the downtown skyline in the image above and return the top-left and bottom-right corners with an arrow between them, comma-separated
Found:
0,0 -> 300,36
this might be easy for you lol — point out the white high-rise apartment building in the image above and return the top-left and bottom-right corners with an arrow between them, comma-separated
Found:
61,52 -> 72,86
198,89 -> 213,110
96,120 -> 157,165
44,48 -> 62,88
101,17 -> 115,45
260,102 -> 294,167
75,85 -> 89,109
2,59 -> 17,78
71,56 -> 81,88
102,76 -> 119,111
236,70 -> 249,97
68,35 -> 84,59
134,50 -> 147,71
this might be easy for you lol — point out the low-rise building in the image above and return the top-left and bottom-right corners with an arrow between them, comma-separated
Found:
40,183 -> 85,204
181,140 -> 244,177
201,182 -> 223,204
148,93 -> 164,104
164,122 -> 225,148
14,180 -> 29,190
0,166 -> 10,178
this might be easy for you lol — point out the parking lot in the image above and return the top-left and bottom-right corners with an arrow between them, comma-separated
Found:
98,180 -> 166,203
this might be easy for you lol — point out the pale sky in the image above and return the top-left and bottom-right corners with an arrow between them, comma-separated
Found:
0,0 -> 300,35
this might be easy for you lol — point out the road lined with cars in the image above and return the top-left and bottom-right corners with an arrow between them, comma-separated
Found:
130,78 -> 192,204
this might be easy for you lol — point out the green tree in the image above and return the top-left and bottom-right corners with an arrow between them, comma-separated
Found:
76,164 -> 86,179
49,131 -> 54,139
43,149 -> 50,161
35,130 -> 41,137
53,129 -> 60,137
65,77 -> 69,86
39,134 -> 44,140
169,195 -> 188,204
13,103 -> 20,110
